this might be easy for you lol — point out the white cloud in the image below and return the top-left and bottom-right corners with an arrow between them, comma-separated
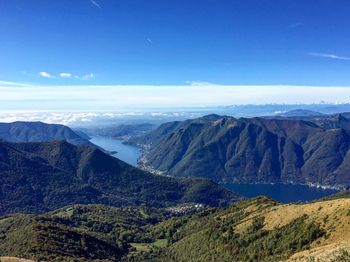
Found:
0,80 -> 32,87
185,81 -> 216,86
37,71 -> 94,80
81,73 -> 95,80
39,71 -> 55,78
0,111 -> 199,126
309,52 -> 350,61
146,38 -> 153,44
60,72 -> 72,78
90,0 -> 101,9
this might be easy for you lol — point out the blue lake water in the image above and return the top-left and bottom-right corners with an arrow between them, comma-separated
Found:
90,136 -> 141,167
224,183 -> 339,203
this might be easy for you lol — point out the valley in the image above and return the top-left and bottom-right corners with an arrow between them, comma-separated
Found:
1,113 -> 350,261
2,1 -> 350,260
87,133 -> 340,203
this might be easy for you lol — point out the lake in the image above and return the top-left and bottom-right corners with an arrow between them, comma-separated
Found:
90,136 -> 339,203
90,136 -> 141,166
224,183 -> 339,203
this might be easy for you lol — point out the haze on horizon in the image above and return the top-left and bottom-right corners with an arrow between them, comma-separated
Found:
2,81 -> 350,111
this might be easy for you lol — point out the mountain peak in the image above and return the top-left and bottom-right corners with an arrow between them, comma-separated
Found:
0,121 -> 93,146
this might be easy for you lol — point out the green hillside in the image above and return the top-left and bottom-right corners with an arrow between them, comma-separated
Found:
134,114 -> 350,188
0,205 -> 168,261
0,140 -> 240,215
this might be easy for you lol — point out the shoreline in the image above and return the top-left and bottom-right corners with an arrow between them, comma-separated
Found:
219,181 -> 343,191
136,144 -> 345,191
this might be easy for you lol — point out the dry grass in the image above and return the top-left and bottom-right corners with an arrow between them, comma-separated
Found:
263,198 -> 350,257
232,198 -> 350,261
0,258 -> 34,262
286,242 -> 350,261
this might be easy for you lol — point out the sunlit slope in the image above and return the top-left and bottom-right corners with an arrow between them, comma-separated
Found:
1,196 -> 350,261
134,114 -> 350,188
136,196 -> 350,261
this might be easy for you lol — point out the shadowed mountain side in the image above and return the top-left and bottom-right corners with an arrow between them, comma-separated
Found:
0,141 -> 240,215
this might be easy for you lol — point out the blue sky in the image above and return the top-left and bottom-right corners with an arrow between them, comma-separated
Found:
1,0 -> 350,86
1,0 -> 350,110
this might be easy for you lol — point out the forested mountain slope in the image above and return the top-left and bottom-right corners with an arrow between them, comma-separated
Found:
134,114 -> 350,188
0,140 -> 240,215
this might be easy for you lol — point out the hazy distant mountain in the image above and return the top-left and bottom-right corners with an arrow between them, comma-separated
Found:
0,121 -> 93,146
0,140 -> 239,215
134,114 -> 350,188
276,109 -> 324,117
307,113 -> 350,130
270,112 -> 350,131
221,104 -> 350,117
77,123 -> 156,140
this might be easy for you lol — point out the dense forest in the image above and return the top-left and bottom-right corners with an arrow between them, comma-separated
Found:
0,140 -> 240,215
134,114 -> 350,189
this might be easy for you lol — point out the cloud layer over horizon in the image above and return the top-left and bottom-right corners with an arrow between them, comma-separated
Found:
1,81 -> 350,111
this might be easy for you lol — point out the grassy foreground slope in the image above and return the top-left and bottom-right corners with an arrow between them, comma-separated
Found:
1,196 -> 350,261
133,197 -> 350,262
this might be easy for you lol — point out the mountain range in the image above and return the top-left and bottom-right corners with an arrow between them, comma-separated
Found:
77,123 -> 156,140
0,140 -> 239,216
275,109 -> 325,117
0,121 -> 93,146
1,119 -> 350,261
133,113 -> 350,188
